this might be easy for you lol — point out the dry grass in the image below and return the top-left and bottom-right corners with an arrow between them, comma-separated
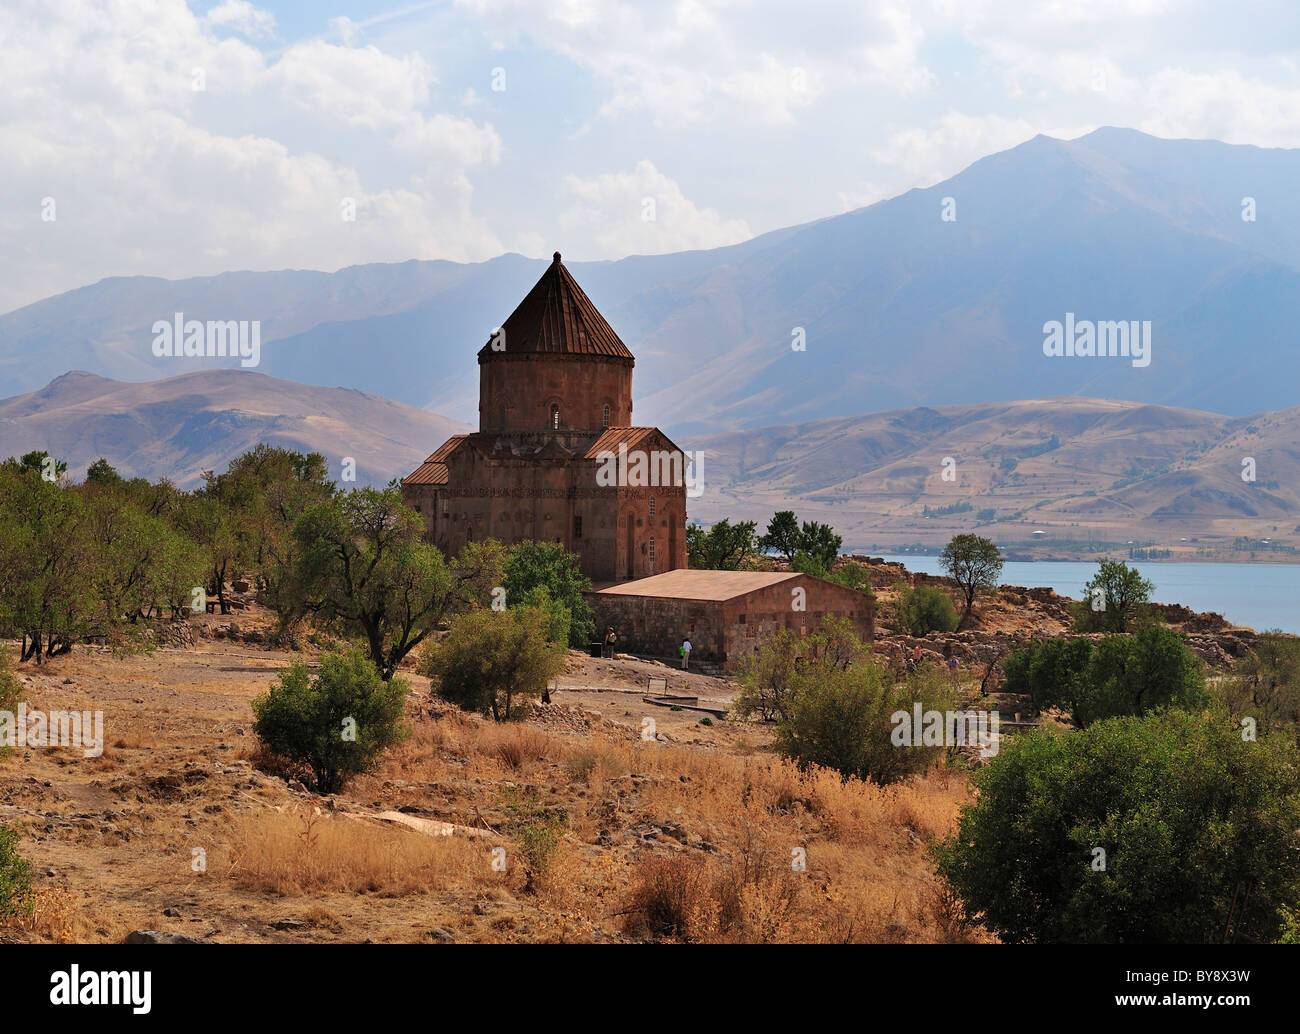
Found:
223,806 -> 486,896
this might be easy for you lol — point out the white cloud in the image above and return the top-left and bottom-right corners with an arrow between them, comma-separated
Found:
560,160 -> 752,256
0,0 -> 504,312
205,0 -> 277,40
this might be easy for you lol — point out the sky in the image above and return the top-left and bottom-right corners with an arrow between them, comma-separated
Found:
6,0 -> 1300,313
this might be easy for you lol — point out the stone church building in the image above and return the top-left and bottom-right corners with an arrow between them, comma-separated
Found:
402,252 -> 689,582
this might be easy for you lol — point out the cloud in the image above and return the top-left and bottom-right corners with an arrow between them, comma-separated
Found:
560,160 -> 752,256
205,0 -> 277,40
0,0 -> 504,312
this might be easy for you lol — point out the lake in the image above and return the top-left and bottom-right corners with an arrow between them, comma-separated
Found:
874,556 -> 1300,634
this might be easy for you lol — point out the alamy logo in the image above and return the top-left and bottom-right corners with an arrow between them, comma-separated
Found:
1042,313 -> 1151,368
595,443 -> 705,498
151,312 -> 261,368
50,966 -> 151,1014
890,704 -> 1000,757
0,704 -> 104,757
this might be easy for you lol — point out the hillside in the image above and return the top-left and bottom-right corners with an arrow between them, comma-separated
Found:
4,129 -> 1300,432
0,370 -> 469,488
688,396 -> 1300,556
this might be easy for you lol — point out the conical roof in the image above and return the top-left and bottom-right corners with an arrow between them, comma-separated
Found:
477,252 -> 634,360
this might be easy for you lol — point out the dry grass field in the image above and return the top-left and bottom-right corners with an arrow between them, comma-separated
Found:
0,615 -> 984,944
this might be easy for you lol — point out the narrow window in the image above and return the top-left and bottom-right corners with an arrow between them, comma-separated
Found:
574,515 -> 583,539
602,403 -> 610,428
649,495 -> 656,516
649,537 -> 655,564
550,404 -> 560,429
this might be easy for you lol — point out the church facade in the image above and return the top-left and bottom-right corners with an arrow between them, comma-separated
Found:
401,252 -> 690,583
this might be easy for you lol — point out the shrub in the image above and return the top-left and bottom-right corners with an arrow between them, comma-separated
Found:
774,661 -> 955,785
252,649 -> 411,794
1071,559 -> 1154,632
1001,626 -> 1206,728
425,606 -> 565,721
0,649 -> 20,759
0,823 -> 34,922
934,710 -> 1300,943
500,786 -> 567,891
895,584 -> 960,636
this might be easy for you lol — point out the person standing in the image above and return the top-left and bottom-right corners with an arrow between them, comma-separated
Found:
681,638 -> 692,669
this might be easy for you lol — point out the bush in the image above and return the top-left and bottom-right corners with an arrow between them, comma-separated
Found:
732,616 -> 870,722
1001,626 -> 1206,728
503,541 -> 594,647
774,661 -> 955,785
934,710 -> 1300,943
252,649 -> 411,794
0,649 -> 20,759
895,585 -> 960,636
1072,559 -> 1154,632
499,786 -> 567,891
0,823 -> 34,922
425,606 -> 566,721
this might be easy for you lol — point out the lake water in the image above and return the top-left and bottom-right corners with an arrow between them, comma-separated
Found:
874,556 -> 1300,634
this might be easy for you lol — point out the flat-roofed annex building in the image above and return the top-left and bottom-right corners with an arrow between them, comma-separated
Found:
401,252 -> 689,582
586,569 -> 875,672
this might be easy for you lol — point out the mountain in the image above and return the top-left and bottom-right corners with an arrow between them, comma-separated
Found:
687,396 -> 1300,555
3,128 -> 1300,433
3,371 -> 1297,556
0,370 -> 469,488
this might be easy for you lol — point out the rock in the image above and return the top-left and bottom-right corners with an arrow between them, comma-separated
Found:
273,918 -> 307,930
123,930 -> 206,945
163,907 -> 181,917
427,927 -> 456,943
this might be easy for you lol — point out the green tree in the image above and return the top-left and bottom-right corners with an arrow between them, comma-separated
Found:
1000,636 -> 1095,718
291,488 -> 504,679
934,711 -> 1300,943
758,511 -> 801,562
732,615 -> 870,722
686,518 -> 757,570
1218,632 -> 1300,743
0,823 -> 35,922
799,520 -> 842,569
1073,559 -> 1155,632
425,606 -> 566,721
938,534 -> 1003,626
252,649 -> 410,794
1079,624 -> 1207,727
85,458 -> 122,485
502,540 -> 594,648
895,584 -> 960,636
774,660 -> 954,785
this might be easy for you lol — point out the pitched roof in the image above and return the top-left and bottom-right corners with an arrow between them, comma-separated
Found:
584,426 -> 690,459
478,252 -> 634,361
402,435 -> 466,486
593,570 -> 799,602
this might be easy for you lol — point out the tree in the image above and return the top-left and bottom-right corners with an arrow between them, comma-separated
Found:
503,540 -> 594,648
895,584 -> 960,636
732,615 -> 870,723
252,649 -> 411,794
1218,632 -> 1300,743
85,458 -> 122,485
934,711 -> 1300,943
425,606 -> 566,721
0,463 -> 95,662
291,488 -> 504,679
1080,624 -> 1207,727
799,521 -> 842,569
686,518 -> 757,570
939,534 -> 1003,625
1001,627 -> 1206,728
1073,559 -> 1154,632
0,823 -> 34,923
774,660 -> 954,785
758,511 -> 801,562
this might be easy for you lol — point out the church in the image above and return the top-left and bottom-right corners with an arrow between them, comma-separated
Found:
401,252 -> 689,582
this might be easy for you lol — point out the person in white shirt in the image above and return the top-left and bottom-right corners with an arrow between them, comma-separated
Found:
681,639 -> 692,669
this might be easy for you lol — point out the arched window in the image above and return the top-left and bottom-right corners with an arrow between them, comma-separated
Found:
550,404 -> 560,429
602,403 -> 610,428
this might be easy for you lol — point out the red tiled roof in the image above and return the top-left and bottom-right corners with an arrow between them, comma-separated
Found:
402,435 -> 465,485
584,426 -> 655,457
478,252 -> 635,360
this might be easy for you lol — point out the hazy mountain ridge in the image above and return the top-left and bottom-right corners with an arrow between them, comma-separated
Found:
6,129 -> 1300,433
0,370 -> 471,488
